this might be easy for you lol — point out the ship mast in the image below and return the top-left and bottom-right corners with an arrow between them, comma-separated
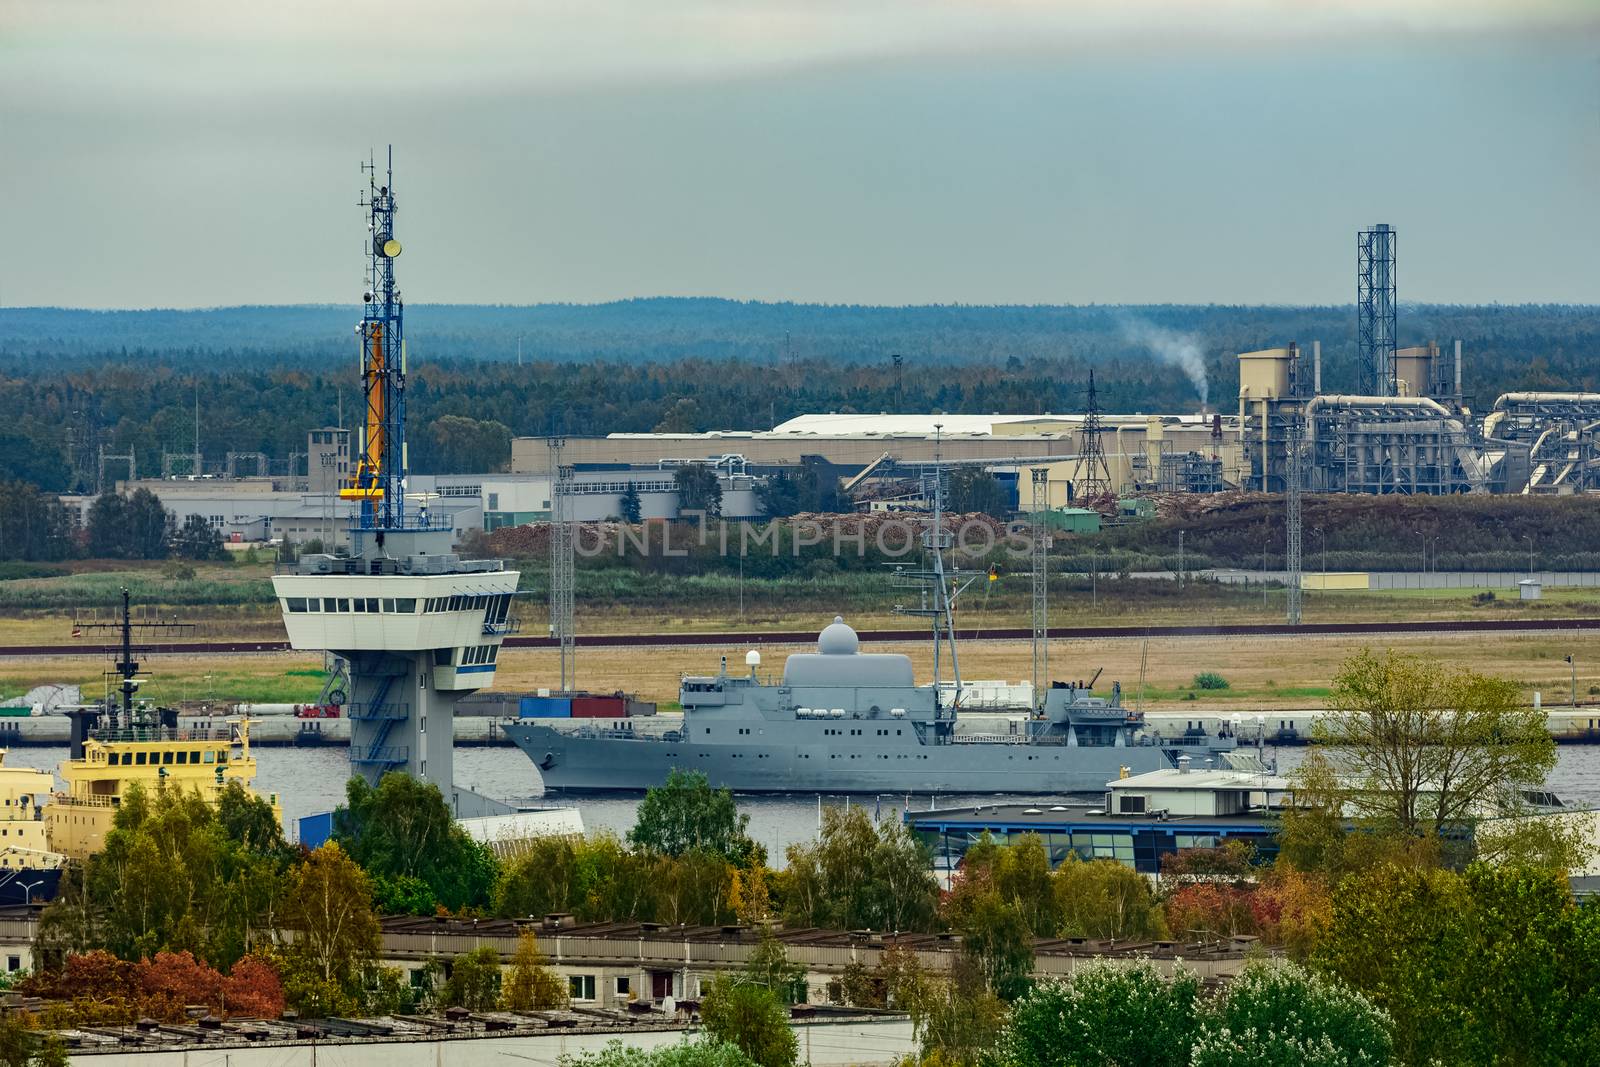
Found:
892,425 -> 974,711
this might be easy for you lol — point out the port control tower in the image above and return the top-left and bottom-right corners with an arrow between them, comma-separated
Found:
273,150 -> 516,817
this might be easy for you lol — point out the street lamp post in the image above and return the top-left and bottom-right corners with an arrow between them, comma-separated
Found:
1525,535 -> 1535,578
1568,654 -> 1577,707
16,879 -> 42,905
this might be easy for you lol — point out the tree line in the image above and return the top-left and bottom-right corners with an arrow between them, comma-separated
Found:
5,299 -> 1597,494
0,484 -> 226,563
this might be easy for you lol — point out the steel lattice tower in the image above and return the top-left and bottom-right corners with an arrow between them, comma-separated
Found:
548,439 -> 575,691
1358,224 -> 1397,397
1285,409 -> 1304,625
1079,369 -> 1111,498
1030,467 -> 1050,707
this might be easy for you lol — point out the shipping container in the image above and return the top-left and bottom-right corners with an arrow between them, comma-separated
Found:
625,698 -> 658,717
571,695 -> 626,718
298,811 -> 334,849
519,696 -> 572,718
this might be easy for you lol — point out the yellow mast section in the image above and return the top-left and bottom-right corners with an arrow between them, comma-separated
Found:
341,323 -> 386,500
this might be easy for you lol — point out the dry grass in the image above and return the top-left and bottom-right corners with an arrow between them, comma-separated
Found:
4,617 -> 1599,712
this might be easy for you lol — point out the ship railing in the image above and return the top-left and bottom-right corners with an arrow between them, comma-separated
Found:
51,793 -> 119,809
88,727 -> 235,744
346,702 -> 410,722
483,618 -> 521,636
949,733 -> 1030,745
351,745 -> 410,765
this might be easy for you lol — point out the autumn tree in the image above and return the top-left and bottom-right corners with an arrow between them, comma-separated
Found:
1054,855 -> 1168,941
501,929 -> 567,1011
280,842 -> 380,1015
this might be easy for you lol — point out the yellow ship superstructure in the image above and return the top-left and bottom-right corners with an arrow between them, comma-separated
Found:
0,752 -> 65,896
48,716 -> 280,860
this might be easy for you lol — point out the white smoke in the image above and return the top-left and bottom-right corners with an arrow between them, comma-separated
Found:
1119,319 -> 1209,407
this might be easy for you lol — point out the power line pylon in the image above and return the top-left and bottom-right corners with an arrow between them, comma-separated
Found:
1078,369 -> 1111,498
548,438 -> 575,691
1285,409 -> 1304,625
1030,467 -> 1050,707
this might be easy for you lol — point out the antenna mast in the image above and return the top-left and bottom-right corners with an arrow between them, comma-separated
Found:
342,146 -> 410,532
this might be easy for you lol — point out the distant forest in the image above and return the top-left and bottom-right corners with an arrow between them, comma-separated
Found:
1,300 -> 1596,492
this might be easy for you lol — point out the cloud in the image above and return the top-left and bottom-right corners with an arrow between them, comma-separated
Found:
3,0 -> 1592,104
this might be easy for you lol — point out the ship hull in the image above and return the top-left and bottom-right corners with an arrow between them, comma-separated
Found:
505,722 -> 1180,794
0,867 -> 63,904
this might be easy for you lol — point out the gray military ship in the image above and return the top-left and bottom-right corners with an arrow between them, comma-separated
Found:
504,615 -> 1244,794
508,452 -> 1244,794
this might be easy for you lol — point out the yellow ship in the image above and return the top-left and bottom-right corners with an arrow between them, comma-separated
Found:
0,753 -> 65,903
48,708 -> 281,861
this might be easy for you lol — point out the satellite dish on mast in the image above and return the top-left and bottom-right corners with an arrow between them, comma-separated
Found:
375,234 -> 402,258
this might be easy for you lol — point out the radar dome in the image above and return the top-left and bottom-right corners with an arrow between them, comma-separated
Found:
817,616 -> 860,656
745,650 -> 762,667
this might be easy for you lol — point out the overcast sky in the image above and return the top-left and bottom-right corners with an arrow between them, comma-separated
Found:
2,1 -> 1597,308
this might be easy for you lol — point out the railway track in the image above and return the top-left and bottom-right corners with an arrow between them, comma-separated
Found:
4,615 -> 1599,657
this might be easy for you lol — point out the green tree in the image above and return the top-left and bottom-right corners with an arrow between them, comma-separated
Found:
674,464 -> 723,518
993,961 -> 1202,1067
629,770 -> 755,863
425,414 -> 513,473
0,482 -> 74,562
281,842 -> 380,1004
946,468 -> 1009,518
756,460 -> 846,518
172,513 -> 226,560
334,773 -> 499,912
1315,861 -> 1600,1066
905,961 -> 1008,1067
700,977 -> 798,1067
86,489 -> 171,559
0,1007 -> 69,1067
441,945 -> 502,1011
1191,960 -> 1391,1067
0,428 -> 70,492
501,929 -> 567,1010
619,483 -> 643,523
779,806 -> 939,933
956,891 -> 1034,1001
743,929 -> 805,1004
559,1038 -> 757,1067
73,783 -> 287,968
1312,649 -> 1556,844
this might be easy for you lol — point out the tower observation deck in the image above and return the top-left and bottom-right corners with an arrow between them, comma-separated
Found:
272,150 -> 517,816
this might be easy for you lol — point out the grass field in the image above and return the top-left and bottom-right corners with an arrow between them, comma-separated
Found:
5,630 -> 1598,712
